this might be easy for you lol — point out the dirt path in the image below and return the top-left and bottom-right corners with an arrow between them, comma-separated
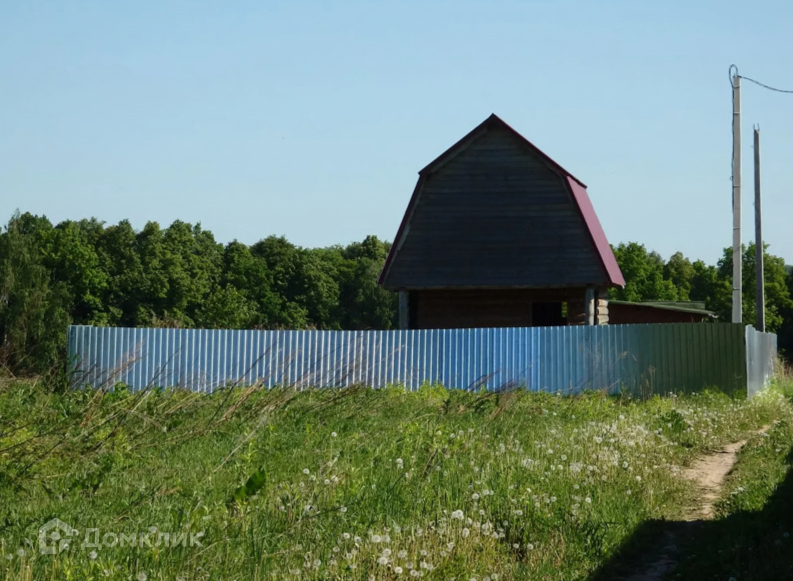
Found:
616,426 -> 770,581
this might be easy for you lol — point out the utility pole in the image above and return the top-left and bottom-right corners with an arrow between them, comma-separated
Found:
732,70 -> 742,323
754,127 -> 765,332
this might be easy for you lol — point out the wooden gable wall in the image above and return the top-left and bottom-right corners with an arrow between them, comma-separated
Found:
382,124 -> 609,290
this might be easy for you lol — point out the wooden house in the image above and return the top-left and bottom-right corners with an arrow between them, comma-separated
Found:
378,114 -> 625,329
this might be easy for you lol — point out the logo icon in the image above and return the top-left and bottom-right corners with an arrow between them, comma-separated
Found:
38,518 -> 78,555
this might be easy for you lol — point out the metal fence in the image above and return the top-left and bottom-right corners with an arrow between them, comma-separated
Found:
745,325 -> 778,398
68,323 -> 763,396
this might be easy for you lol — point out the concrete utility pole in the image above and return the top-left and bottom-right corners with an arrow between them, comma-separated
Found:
754,127 -> 765,332
732,70 -> 742,323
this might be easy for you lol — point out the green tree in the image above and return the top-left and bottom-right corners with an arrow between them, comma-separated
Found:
0,213 -> 69,374
336,236 -> 398,329
610,243 -> 678,302
44,219 -> 109,325
714,244 -> 793,332
96,220 -> 145,326
663,252 -> 694,301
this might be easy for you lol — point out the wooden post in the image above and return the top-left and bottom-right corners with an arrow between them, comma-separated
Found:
584,287 -> 595,326
399,291 -> 409,330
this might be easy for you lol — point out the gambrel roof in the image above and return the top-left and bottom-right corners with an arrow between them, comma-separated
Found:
379,114 -> 625,290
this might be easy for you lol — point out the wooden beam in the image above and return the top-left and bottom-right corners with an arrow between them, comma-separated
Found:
585,287 -> 595,326
399,292 -> 409,330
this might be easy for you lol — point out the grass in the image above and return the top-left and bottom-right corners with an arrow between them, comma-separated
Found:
0,379 -> 792,580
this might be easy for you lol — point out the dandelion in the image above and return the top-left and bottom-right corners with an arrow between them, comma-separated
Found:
451,510 -> 464,520
513,543 -> 520,549
472,493 -> 480,500
395,567 -> 404,574
372,534 -> 382,543
377,557 -> 389,565
324,479 -> 330,485
333,546 -> 340,553
302,468 -> 310,475
526,543 -> 535,550
137,574 -> 147,581
635,476 -> 642,482
447,542 -> 455,550
410,571 -> 421,577
340,506 -> 348,513
331,432 -> 338,437
626,490 -> 632,496
342,533 -> 351,540
585,497 -> 592,504
398,550 -> 408,558
313,559 -> 321,568
89,550 -> 98,560
382,549 -> 392,557
513,510 -> 523,516
622,461 -> 629,469
17,549 -> 24,557
462,528 -> 470,538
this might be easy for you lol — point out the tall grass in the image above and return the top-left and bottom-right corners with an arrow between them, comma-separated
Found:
1,379 -> 791,580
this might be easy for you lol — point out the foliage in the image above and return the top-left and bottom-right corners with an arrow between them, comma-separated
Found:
0,213 -> 70,375
610,240 -> 793,344
2,208 -> 793,376
0,213 -> 399,374
1,380 -> 791,580
610,243 -> 678,302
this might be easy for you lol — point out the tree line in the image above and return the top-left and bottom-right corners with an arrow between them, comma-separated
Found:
1,211 -> 792,376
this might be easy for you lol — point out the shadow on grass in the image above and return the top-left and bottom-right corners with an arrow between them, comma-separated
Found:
588,448 -> 793,581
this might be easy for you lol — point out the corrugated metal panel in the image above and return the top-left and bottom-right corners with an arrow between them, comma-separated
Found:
746,325 -> 778,399
68,323 -> 753,396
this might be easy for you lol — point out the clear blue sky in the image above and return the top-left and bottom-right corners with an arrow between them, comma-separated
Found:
2,0 -> 792,266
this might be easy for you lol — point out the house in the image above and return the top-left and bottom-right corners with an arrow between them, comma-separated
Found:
608,301 -> 716,324
379,114 -> 625,329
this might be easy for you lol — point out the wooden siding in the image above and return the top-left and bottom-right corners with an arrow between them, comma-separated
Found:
383,124 -> 609,290
410,288 -> 592,329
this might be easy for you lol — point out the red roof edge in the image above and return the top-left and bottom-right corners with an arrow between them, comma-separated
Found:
565,176 -> 625,287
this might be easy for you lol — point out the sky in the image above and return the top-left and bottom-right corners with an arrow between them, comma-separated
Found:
2,0 -> 792,266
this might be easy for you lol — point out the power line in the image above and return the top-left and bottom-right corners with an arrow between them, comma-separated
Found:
729,65 -> 793,94
740,75 -> 793,94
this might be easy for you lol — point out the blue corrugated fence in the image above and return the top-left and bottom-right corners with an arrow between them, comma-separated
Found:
67,323 -> 775,396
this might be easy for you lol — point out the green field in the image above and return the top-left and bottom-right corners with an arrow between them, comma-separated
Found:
2,380 -> 793,580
